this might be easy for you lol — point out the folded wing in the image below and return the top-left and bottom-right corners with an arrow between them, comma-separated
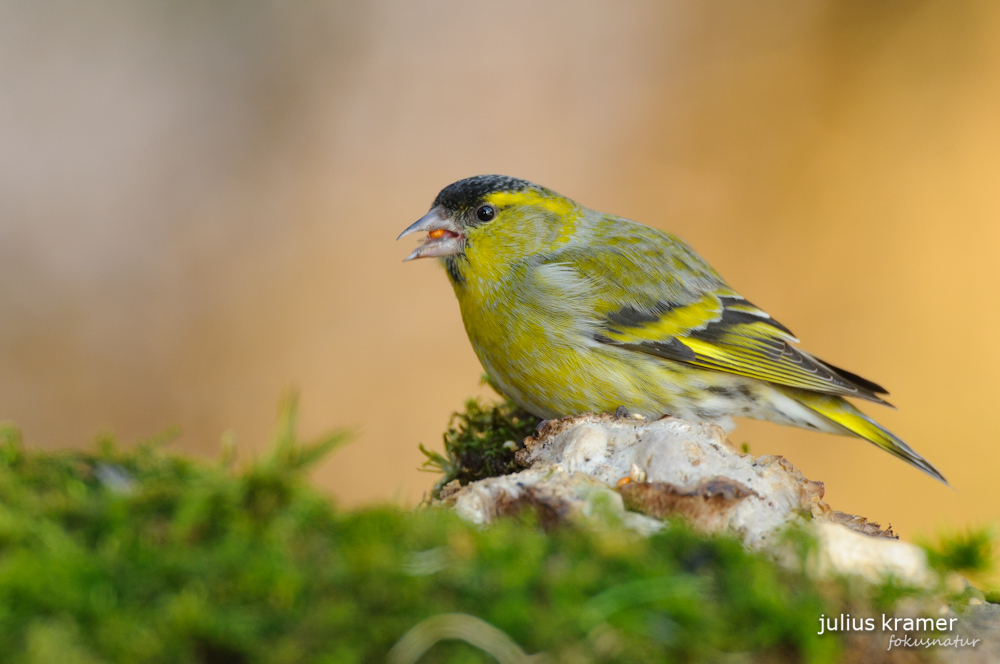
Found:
598,293 -> 890,404
549,219 -> 890,404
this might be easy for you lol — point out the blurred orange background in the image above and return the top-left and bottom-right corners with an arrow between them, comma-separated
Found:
1,1 -> 998,540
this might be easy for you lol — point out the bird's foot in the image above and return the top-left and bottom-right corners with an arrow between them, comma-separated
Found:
615,406 -> 649,421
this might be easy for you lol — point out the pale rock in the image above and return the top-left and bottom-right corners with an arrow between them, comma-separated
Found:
439,413 -> 938,588
812,521 -> 937,587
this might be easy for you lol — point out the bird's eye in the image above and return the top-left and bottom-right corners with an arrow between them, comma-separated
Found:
476,205 -> 495,222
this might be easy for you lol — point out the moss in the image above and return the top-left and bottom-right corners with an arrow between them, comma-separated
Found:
0,395 -> 976,664
0,397 -> 853,664
920,527 -> 995,577
420,379 -> 540,497
917,526 -> 999,605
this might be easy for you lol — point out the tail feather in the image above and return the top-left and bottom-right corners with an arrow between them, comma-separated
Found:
792,392 -> 948,485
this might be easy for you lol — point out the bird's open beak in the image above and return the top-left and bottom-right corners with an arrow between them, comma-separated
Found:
397,208 -> 464,261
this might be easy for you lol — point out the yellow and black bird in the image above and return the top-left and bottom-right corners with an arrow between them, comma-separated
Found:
399,175 -> 945,483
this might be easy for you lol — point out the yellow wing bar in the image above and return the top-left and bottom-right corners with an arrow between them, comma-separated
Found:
599,295 -> 889,403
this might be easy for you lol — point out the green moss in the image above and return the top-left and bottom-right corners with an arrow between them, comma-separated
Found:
919,526 -> 998,602
0,397 -> 852,664
868,576 -> 928,613
920,527 -> 995,576
0,394 -> 974,664
420,381 -> 540,497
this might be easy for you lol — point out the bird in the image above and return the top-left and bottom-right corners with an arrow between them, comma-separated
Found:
398,175 -> 945,483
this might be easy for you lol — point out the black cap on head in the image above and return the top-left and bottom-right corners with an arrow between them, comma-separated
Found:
433,175 -> 535,213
